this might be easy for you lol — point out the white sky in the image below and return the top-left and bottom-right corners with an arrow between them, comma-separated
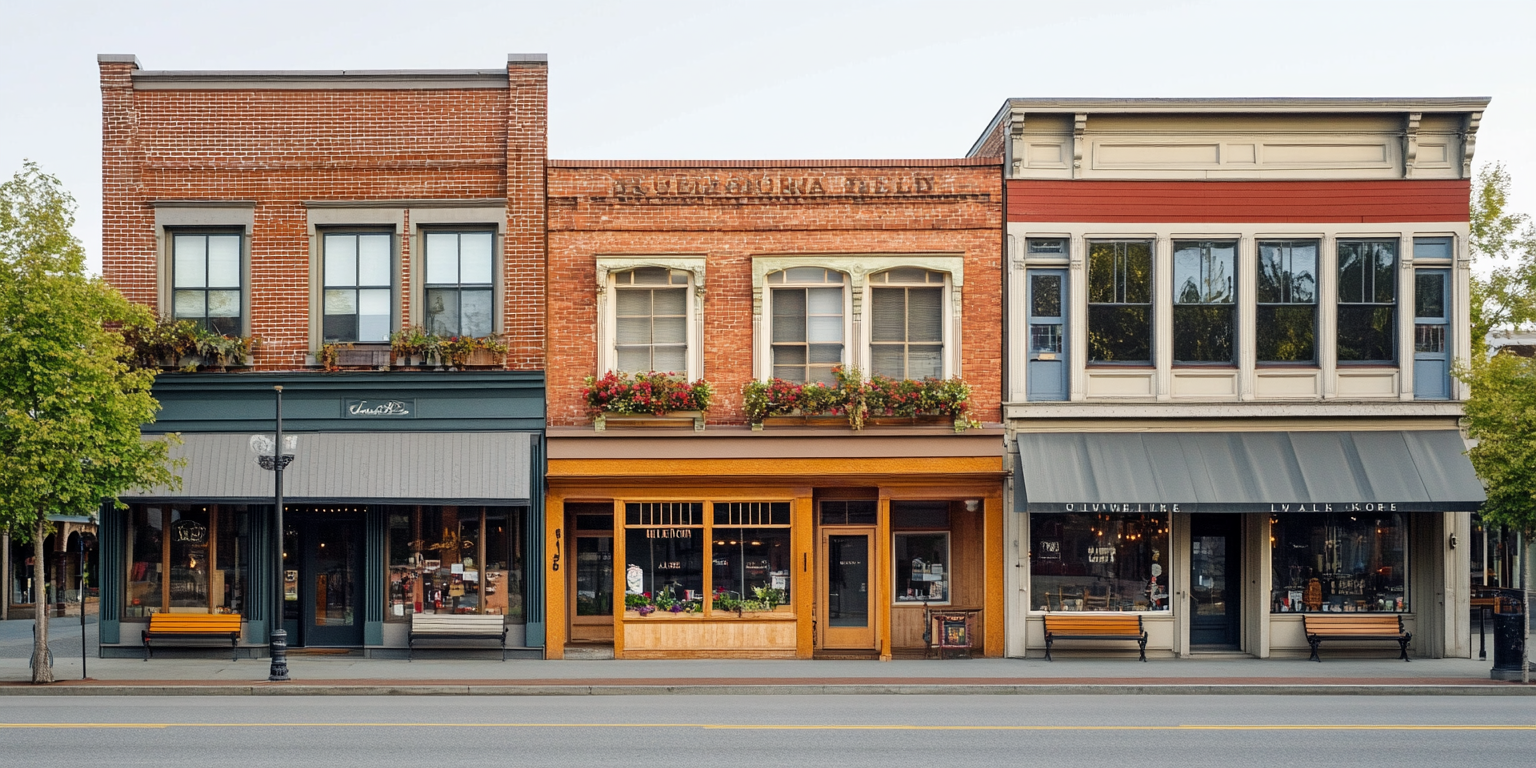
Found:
3,0 -> 1532,274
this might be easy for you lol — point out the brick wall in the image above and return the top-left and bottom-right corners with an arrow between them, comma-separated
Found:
99,60 -> 547,371
547,159 -> 1004,427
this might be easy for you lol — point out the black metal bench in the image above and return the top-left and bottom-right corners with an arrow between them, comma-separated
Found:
1043,614 -> 1146,661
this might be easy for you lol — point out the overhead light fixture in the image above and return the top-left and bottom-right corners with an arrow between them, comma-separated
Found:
964,499 -> 980,512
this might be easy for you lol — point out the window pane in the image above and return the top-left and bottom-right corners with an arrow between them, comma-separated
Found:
1087,305 -> 1150,363
652,316 -> 686,344
1372,242 -> 1398,303
772,289 -> 805,342
1337,305 -> 1396,362
173,235 -> 206,289
1031,324 -> 1063,353
616,347 -> 651,373
615,289 -> 652,318
168,508 -> 210,610
1030,512 -> 1171,611
1256,244 -> 1285,304
711,528 -> 792,609
894,533 -> 950,603
1337,242 -> 1365,303
324,235 -> 357,287
870,345 -> 904,378
652,345 -> 686,373
630,267 -> 669,285
871,289 -> 905,342
615,315 -> 651,345
214,508 -> 250,615
1173,242 -> 1234,304
206,236 -> 241,288
1414,237 -> 1452,261
807,316 -> 842,343
425,288 -> 458,335
807,287 -> 843,315
1032,274 -> 1061,318
358,234 -> 391,286
125,506 -> 164,618
207,290 -> 241,318
1087,242 -> 1117,303
1290,244 -> 1318,303
908,287 -> 943,342
174,290 -> 206,318
1415,325 -> 1445,353
323,313 -> 357,343
652,287 -> 686,316
425,233 -> 458,285
807,366 -> 837,385
784,267 -> 825,283
208,316 -> 241,336
1256,305 -> 1315,362
460,232 -> 493,284
1271,512 -> 1407,613
1122,242 -> 1153,303
1415,273 -> 1445,319
461,289 -> 493,337
885,267 -> 928,283
772,345 -> 807,366
1173,305 -> 1233,363
624,527 -> 704,610
358,289 -> 391,342
324,289 -> 357,315
808,344 -> 842,364
908,345 -> 943,379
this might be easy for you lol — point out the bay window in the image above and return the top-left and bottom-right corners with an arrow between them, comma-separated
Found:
1087,240 -> 1153,363
1172,240 -> 1236,364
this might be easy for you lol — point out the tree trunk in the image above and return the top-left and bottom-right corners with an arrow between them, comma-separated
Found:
31,519 -> 53,684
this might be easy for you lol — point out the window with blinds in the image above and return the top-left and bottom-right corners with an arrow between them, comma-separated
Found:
614,267 -> 689,374
869,268 -> 945,380
768,268 -> 846,383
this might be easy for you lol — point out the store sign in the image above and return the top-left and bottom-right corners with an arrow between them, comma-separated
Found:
1268,502 -> 1400,513
644,528 -> 693,539
171,519 -> 207,544
608,174 -> 940,199
344,398 -> 415,418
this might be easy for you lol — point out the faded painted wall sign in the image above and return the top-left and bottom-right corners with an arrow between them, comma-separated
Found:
609,174 -> 939,199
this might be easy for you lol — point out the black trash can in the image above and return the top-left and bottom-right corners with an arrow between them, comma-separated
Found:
1490,589 -> 1527,681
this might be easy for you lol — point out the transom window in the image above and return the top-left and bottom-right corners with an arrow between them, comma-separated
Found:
768,268 -> 846,384
1256,240 -> 1318,363
869,268 -> 945,380
1172,240 -> 1236,364
614,267 -> 689,374
424,231 -> 494,337
323,232 -> 392,343
172,233 -> 242,335
1087,240 -> 1152,363
1337,240 -> 1398,363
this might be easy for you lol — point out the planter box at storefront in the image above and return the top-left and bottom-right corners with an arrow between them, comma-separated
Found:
756,414 -> 849,430
867,414 -> 968,431
335,347 -> 391,369
621,613 -> 798,659
461,349 -> 505,368
594,411 -> 704,432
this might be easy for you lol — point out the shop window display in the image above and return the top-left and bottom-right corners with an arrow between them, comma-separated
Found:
894,532 -> 950,604
1031,513 -> 1170,612
386,505 -> 525,623
621,501 -> 796,616
1271,513 -> 1407,613
124,504 -> 250,618
624,502 -> 705,614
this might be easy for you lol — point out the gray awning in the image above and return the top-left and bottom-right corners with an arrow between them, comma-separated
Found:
125,432 -> 532,504
1015,430 -> 1484,513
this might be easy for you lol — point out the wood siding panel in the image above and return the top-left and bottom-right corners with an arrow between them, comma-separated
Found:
1007,180 -> 1470,223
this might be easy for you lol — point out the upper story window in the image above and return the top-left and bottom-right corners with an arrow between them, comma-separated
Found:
1087,240 -> 1152,363
614,267 -> 689,374
869,268 -> 945,379
172,232 -> 242,335
768,268 -> 847,384
1172,240 -> 1236,364
1254,241 -> 1318,364
1337,239 -> 1398,363
322,232 -> 392,343
424,231 -> 494,337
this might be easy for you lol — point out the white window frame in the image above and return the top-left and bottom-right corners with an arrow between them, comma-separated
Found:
751,254 -> 964,382
596,256 -> 706,380
761,268 -> 854,384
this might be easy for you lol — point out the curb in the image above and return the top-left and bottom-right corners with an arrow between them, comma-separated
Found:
1,683 -> 1532,696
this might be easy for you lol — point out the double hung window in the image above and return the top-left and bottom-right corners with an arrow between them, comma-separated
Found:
869,268 -> 945,379
1087,241 -> 1152,363
768,268 -> 846,384
424,231 -> 494,337
322,233 -> 392,343
1172,241 -> 1236,364
614,268 -> 689,374
1337,240 -> 1398,363
1256,241 -> 1318,363
172,233 -> 243,335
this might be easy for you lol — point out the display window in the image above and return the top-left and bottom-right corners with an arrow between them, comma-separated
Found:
1030,512 -> 1170,612
387,505 -> 526,623
620,500 -> 793,617
124,504 -> 250,618
892,500 -> 953,605
1271,512 -> 1407,613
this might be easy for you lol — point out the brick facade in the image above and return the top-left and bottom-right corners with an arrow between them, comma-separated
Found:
98,59 -> 547,370
547,159 -> 1004,427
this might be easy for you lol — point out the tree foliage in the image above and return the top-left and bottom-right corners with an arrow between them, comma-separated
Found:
1461,353 -> 1536,534
0,162 -> 182,682
1469,163 -> 1536,354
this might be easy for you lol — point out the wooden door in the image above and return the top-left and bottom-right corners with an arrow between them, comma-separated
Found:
821,528 -> 876,649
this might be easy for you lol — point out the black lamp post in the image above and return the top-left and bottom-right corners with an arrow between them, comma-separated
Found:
256,385 -> 294,682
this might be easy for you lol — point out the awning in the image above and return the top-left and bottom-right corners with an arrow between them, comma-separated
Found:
124,432 -> 533,504
1015,430 -> 1484,513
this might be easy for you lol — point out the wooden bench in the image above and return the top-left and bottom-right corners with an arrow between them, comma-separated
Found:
142,613 -> 242,661
1043,614 -> 1146,661
1304,614 -> 1411,662
408,614 -> 508,661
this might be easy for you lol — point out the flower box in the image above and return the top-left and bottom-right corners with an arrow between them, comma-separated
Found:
584,372 -> 714,431
744,369 -> 978,432
334,347 -> 391,369
595,410 -> 704,432
462,348 -> 504,368
757,414 -> 848,430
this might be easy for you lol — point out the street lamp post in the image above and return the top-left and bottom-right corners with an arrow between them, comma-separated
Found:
256,385 -> 294,682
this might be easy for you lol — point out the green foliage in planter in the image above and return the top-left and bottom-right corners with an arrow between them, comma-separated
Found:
744,367 -> 977,430
122,314 -> 256,371
389,326 -> 506,367
583,371 -> 713,417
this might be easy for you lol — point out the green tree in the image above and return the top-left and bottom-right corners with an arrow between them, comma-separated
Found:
0,162 -> 181,683
1470,163 -> 1536,355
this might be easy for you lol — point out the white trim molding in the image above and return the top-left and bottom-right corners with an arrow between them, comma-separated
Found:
595,255 -> 708,380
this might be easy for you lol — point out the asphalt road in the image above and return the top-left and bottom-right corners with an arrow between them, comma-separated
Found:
1,694 -> 1533,767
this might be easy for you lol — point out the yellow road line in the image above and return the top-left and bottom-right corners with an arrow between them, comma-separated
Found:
1,723 -> 1534,731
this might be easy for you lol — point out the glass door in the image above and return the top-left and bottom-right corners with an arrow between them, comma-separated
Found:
1414,269 -> 1450,400
822,530 -> 875,649
1026,269 -> 1069,401
570,534 -> 615,642
1189,515 -> 1241,648
298,516 -> 364,647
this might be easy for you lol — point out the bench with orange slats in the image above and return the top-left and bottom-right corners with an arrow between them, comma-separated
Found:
1303,614 -> 1411,662
142,613 -> 243,661
1043,614 -> 1146,661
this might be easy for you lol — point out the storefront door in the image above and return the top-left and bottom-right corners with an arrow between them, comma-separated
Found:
284,515 -> 364,647
570,533 -> 615,642
1189,515 -> 1241,647
1414,268 -> 1450,399
1026,269 -> 1069,401
822,529 -> 875,649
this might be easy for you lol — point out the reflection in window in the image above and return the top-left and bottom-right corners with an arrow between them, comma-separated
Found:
769,268 -> 845,384
624,502 -> 704,612
424,231 -> 494,337
1030,513 -> 1169,611
172,233 -> 243,335
1256,241 -> 1318,362
1087,241 -> 1152,363
1271,513 -> 1407,613
386,506 -> 526,623
323,233 -> 392,343
124,504 -> 250,618
1172,241 -> 1236,363
870,269 -> 945,379
614,268 -> 689,374
1337,240 -> 1398,362
126,507 -> 165,618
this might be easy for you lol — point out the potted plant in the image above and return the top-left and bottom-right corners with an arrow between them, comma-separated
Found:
389,325 -> 433,368
583,371 -> 713,431
464,334 -> 508,368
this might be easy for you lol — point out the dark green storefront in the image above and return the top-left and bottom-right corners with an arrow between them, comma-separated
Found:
97,371 -> 546,658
